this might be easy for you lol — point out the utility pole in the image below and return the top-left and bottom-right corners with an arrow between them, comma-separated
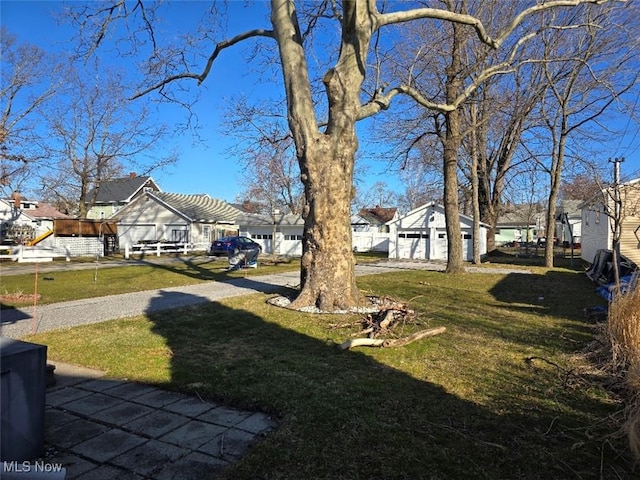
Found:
609,157 -> 625,288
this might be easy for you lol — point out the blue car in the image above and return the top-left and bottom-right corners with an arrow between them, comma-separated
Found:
209,236 -> 261,256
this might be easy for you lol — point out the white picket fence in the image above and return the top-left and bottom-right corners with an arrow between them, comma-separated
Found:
124,242 -> 209,258
352,232 -> 390,252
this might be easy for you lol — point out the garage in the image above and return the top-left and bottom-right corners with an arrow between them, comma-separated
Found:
388,203 -> 487,262
397,232 -> 429,259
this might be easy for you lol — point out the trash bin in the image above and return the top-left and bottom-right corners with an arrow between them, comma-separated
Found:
0,337 -> 47,462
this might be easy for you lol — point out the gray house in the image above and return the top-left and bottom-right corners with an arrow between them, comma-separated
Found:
85,174 -> 161,220
112,191 -> 243,249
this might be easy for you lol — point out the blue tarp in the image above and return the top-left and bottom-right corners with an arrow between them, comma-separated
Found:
596,273 -> 639,301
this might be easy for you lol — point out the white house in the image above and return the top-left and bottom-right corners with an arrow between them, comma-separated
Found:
240,208 -> 398,256
1,196 -> 70,245
350,206 -> 397,252
112,191 -> 242,249
388,202 -> 488,261
580,178 -> 640,267
238,213 -> 305,256
85,173 -> 161,220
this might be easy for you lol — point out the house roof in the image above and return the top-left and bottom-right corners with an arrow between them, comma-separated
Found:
29,203 -> 71,220
237,212 -> 305,227
151,192 -> 243,223
0,198 -> 71,221
86,175 -> 160,203
556,199 -> 582,219
391,202 -> 490,227
358,206 -> 397,224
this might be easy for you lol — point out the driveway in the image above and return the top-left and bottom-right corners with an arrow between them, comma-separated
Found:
0,259 -> 529,339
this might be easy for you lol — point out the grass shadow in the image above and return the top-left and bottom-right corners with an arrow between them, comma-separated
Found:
138,287 -> 635,479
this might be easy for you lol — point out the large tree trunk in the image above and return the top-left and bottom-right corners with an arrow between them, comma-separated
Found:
294,141 -> 364,311
272,0 -> 370,310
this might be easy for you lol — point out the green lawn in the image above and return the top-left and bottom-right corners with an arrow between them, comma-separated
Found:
25,262 -> 635,480
0,255 -> 300,307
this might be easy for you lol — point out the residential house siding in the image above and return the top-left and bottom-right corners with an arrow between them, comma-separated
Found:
580,178 -> 640,267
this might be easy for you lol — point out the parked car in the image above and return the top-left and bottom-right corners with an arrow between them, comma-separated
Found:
209,236 -> 262,256
536,237 -> 558,247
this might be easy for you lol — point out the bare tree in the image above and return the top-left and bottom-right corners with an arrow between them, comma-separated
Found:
226,98 -> 304,215
70,0 -> 618,311
236,149 -> 304,215
0,28 -> 63,196
39,59 -> 177,217
561,172 -> 605,201
528,2 -> 640,267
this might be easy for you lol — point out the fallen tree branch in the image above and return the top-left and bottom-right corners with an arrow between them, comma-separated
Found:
339,327 -> 446,350
384,327 -> 447,347
338,338 -> 387,350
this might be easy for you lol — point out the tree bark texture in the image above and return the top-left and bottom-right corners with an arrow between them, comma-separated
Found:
272,0 -> 371,310
443,22 -> 464,273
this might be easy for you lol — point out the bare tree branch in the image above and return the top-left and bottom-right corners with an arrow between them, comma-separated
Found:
132,28 -> 275,99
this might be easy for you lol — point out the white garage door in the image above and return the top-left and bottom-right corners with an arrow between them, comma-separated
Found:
281,234 -> 303,256
397,232 -> 429,259
433,230 -> 448,260
462,230 -> 473,261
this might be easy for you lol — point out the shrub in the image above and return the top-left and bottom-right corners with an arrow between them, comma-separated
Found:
607,278 -> 640,458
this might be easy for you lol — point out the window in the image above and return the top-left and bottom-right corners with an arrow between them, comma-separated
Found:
254,234 -> 273,240
171,229 -> 188,243
463,234 -> 472,239
285,234 -> 302,241
399,233 -> 428,239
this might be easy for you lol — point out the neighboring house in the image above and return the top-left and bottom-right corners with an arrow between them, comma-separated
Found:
555,199 -> 582,247
351,206 -> 398,232
238,213 -> 305,256
351,206 -> 398,252
111,191 -> 243,249
494,204 -> 545,246
85,173 -> 161,220
580,178 -> 640,266
1,196 -> 70,245
0,196 -> 108,259
388,202 -> 488,262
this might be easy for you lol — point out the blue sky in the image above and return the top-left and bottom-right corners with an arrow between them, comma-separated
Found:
1,1 -> 286,202
2,1 -> 639,206
1,0 -> 403,204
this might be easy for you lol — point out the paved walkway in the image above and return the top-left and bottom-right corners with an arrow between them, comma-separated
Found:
39,361 -> 277,480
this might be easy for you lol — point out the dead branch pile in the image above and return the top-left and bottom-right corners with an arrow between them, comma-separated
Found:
334,297 -> 446,350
